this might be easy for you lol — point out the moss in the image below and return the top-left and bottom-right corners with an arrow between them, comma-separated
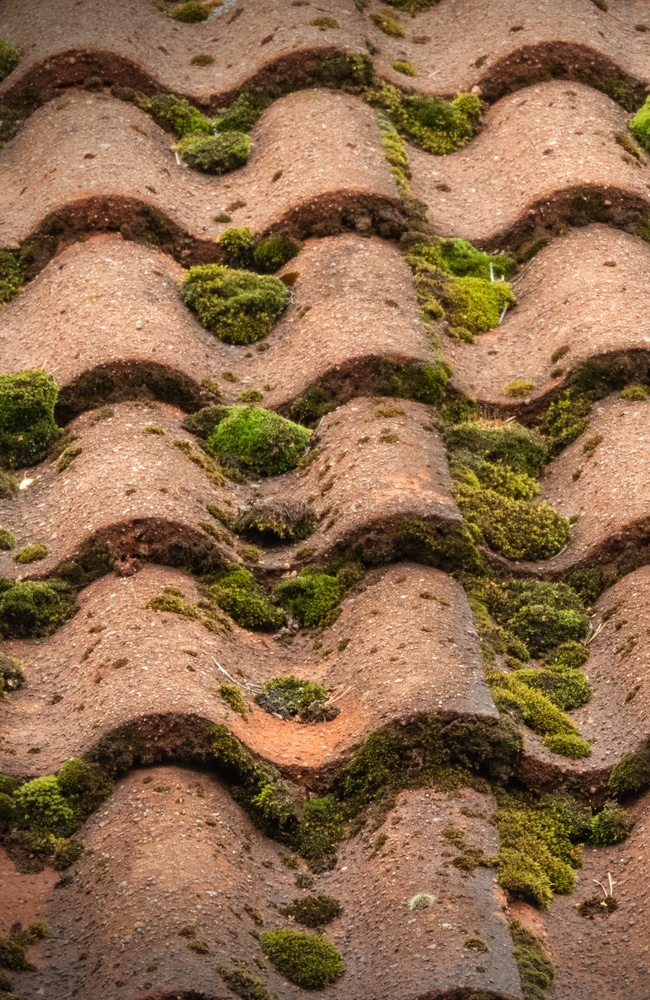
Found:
0,251 -> 25,304
146,587 -> 200,620
590,800 -> 632,846
510,919 -> 555,1000
337,730 -> 403,810
256,677 -> 338,723
0,651 -> 25,695
220,683 -> 247,718
0,40 -> 19,82
505,379 -> 536,398
488,673 -> 580,740
55,445 -> 82,472
143,92 -> 213,138
393,59 -> 416,77
217,964 -> 275,1000
0,102 -> 22,149
14,776 -> 76,837
173,437 -> 226,486
253,235 -> 301,273
235,498 -> 315,543
259,930 -> 343,989
206,406 -> 310,476
188,939 -> 210,954
207,564 -> 284,631
540,359 -> 632,456
0,370 -> 59,469
208,724 -> 297,839
0,530 -> 14,551
621,382 -> 649,401
13,544 -> 47,565
181,265 -> 289,344
444,421 -> 547,478
171,2 -> 210,22
284,895 -> 341,928
608,741 -> 650,797
383,0 -> 442,10
190,53 -> 215,66
310,16 -> 339,28
367,83 -> 483,155
0,471 -> 18,499
215,91 -> 271,134
218,227 -> 255,266
511,666 -> 592,712
464,935 -> 489,952
377,359 -> 451,405
297,795 -> 343,869
371,12 -> 404,37
542,733 -> 591,758
455,483 -> 570,561
176,132 -> 251,174
0,580 -> 76,639
496,793 -> 587,907
480,578 -> 589,658
144,423 -> 165,435
629,95 -> 650,153
0,921 -> 47,972
272,565 -> 358,628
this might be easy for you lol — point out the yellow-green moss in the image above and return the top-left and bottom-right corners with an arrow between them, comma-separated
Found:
217,964 -> 275,1000
171,2 -> 209,22
256,676 -> 338,723
590,800 -> 632,845
366,81 -> 484,155
173,438 -> 226,485
284,895 -> 342,928
510,918 -> 555,1000
176,132 -> 251,174
146,586 -> 200,620
13,543 -> 47,565
629,95 -> 650,152
393,59 -> 416,77
0,580 -> 75,638
0,528 -> 15,551
206,405 -> 310,476
55,445 -> 82,472
455,484 -> 570,561
207,564 -> 284,631
0,370 -> 59,469
190,53 -> 215,66
259,930 -> 343,989
0,39 -> 19,82
505,379 -> 536,398
181,265 -> 290,344
219,683 -> 247,718
621,382 -> 649,401
310,16 -> 339,28
541,733 -> 591,758
0,250 -> 25,304
608,740 -> 650,798
370,12 -> 405,37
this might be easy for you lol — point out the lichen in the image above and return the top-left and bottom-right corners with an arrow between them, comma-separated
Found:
205,406 -> 310,476
259,930 -> 343,989
0,370 -> 59,468
256,677 -> 338,723
181,265 -> 290,344
176,132 -> 251,174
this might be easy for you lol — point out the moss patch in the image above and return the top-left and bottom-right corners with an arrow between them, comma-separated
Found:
146,586 -> 200,620
0,39 -> 19,82
235,498 -> 315,542
371,12 -> 405,37
0,922 -> 47,973
171,2 -> 209,22
0,370 -> 59,468
176,132 -> 251,174
272,564 -> 363,628
0,529 -> 15,551
0,250 -> 25,304
590,800 -> 632,846
259,930 -> 343,989
630,95 -> 650,153
367,82 -> 483,155
207,564 -> 284,631
284,895 -> 342,928
0,580 -> 76,639
510,918 -> 555,999
256,677 -> 338,723
13,543 -> 47,565
0,651 -> 24,696
181,265 -> 290,344
138,92 -> 213,138
206,405 -> 310,476
219,683 -> 247,719
217,964 -> 275,1000
253,235 -> 301,274
608,740 -> 650,798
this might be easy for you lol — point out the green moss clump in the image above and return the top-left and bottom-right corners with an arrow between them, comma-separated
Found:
620,382 -> 649,401
0,40 -> 19,82
0,650 -> 25,696
310,16 -> 339,28
272,564 -> 362,628
496,793 -> 587,907
540,359 -> 632,456
488,673 -> 579,739
215,91 -> 271,134
209,724 -> 297,839
253,235 -> 301,273
510,665 -> 592,712
443,421 -> 547,477
0,250 -> 25,304
13,543 -> 47,565
218,227 -> 255,265
207,564 -> 283,631
393,59 -> 416,77
0,580 -> 76,638
0,471 -> 18,499
510,919 -> 555,1000
55,444 -> 82,472
590,800 -> 632,846
480,578 -> 589,657
338,730 -> 403,810
455,483 -> 570,561
0,921 -> 47,973
608,741 -> 650,798
219,683 -> 247,718
377,359 -> 452,405
0,529 -> 15,551
206,406 -> 310,476
171,2 -> 210,22
297,795 -> 343,869
145,93 -> 213,138
176,132 -> 251,174
284,895 -> 342,928
217,964 -> 275,1000
0,370 -> 59,468
146,586 -> 199,620
629,95 -> 650,152
259,930 -> 343,989
13,760 -> 112,841
505,379 -> 536,398
370,12 -> 405,37
181,265 -> 290,345
542,733 -> 591,758
367,83 -> 483,155
256,677 -> 338,723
